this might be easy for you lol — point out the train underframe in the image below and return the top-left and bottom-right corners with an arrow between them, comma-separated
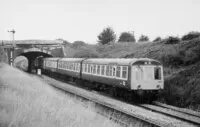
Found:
42,69 -> 159,103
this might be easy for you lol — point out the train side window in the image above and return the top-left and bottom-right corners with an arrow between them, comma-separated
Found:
70,63 -> 72,70
106,66 -> 109,76
73,63 -> 75,70
112,66 -> 116,77
67,62 -> 69,70
58,61 -> 60,68
93,64 -> 96,74
84,64 -> 86,72
82,64 -> 84,72
116,66 -> 121,78
122,66 -> 128,79
75,63 -> 77,71
77,63 -> 79,71
90,65 -> 93,73
97,65 -> 100,74
109,66 -> 112,76
74,63 -> 76,70
88,64 -> 91,73
69,63 -> 71,70
85,64 -> 88,73
101,65 -> 105,75
64,62 -> 66,69
63,62 -> 65,69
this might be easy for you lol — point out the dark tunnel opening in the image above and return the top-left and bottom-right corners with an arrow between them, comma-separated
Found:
19,51 -> 52,73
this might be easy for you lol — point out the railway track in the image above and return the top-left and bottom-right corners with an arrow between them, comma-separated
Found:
40,75 -> 198,127
140,103 -> 200,126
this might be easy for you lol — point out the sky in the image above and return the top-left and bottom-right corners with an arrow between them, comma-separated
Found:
0,0 -> 200,44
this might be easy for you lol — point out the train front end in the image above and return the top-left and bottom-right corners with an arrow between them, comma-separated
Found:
130,59 -> 164,99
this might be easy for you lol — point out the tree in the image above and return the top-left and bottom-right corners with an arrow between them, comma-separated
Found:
97,27 -> 116,45
72,41 -> 86,48
138,35 -> 149,42
118,31 -> 136,43
153,37 -> 162,42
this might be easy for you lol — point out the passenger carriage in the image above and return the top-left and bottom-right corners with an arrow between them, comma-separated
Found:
43,58 -> 59,73
57,58 -> 84,79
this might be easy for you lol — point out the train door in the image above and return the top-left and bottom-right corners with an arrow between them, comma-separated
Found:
131,66 -> 143,89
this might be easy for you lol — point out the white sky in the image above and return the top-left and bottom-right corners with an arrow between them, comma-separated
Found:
0,0 -> 200,44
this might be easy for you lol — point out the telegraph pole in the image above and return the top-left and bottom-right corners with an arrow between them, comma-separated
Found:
7,29 -> 15,66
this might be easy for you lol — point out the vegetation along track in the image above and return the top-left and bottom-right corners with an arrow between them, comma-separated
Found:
40,75 -> 197,127
140,102 -> 200,126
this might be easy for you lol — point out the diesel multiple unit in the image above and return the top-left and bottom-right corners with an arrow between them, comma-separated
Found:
40,57 -> 164,102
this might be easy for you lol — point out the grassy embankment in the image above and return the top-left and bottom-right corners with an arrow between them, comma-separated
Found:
0,63 -> 120,127
67,37 -> 200,110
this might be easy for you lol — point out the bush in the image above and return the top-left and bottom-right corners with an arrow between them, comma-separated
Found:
162,36 -> 180,44
138,35 -> 149,42
118,32 -> 136,43
72,41 -> 86,48
181,31 -> 200,41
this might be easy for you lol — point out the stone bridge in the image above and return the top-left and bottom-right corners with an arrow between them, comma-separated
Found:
1,40 -> 65,72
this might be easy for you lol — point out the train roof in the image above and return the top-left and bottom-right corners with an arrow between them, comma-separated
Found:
82,58 -> 161,66
59,58 -> 85,62
44,57 -> 85,62
43,57 -> 61,60
44,57 -> 161,65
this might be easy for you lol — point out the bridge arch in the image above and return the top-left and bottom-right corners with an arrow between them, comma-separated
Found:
17,51 -> 52,72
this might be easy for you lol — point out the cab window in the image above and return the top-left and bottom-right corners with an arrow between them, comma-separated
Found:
154,67 -> 161,80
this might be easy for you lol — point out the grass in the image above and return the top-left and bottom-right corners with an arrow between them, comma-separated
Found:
0,63 -> 121,127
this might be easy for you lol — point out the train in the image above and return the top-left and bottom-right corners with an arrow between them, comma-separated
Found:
36,57 -> 164,102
